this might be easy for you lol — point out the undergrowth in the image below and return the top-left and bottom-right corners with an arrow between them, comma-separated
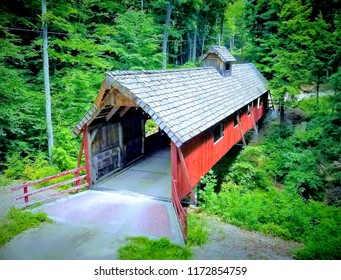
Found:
199,96 -> 341,259
118,237 -> 191,260
0,208 -> 52,247
187,212 -> 209,246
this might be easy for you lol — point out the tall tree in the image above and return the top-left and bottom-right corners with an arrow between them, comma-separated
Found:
162,1 -> 173,69
42,0 -> 54,162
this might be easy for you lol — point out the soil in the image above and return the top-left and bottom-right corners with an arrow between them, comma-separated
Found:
191,211 -> 302,260
0,184 -> 59,220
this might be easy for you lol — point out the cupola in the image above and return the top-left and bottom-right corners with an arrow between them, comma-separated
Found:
203,45 -> 236,77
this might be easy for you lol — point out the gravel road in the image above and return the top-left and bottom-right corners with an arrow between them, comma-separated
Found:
0,185 -> 14,220
0,184 -> 59,219
191,212 -> 301,260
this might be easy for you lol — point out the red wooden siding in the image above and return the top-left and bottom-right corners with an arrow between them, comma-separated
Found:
172,92 -> 268,200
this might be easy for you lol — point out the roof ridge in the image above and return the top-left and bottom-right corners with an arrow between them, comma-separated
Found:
107,67 -> 212,77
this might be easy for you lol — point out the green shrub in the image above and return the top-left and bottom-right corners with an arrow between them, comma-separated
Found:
187,212 -> 209,246
52,146 -> 77,171
118,237 -> 191,260
4,153 -> 60,183
0,208 -> 51,246
198,170 -> 218,213
199,167 -> 341,259
0,174 -> 12,187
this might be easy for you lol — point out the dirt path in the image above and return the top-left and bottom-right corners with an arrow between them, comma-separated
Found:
0,185 -> 14,220
191,213 -> 301,260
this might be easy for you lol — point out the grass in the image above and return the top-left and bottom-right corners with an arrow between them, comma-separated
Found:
0,207 -> 52,247
187,211 -> 209,246
118,237 -> 191,260
118,211 -> 209,260
0,174 -> 12,187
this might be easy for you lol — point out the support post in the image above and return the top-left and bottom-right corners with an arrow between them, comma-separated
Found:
237,113 -> 246,146
250,103 -> 258,135
24,186 -> 28,203
83,126 -> 92,187
75,141 -> 84,186
177,147 -> 191,194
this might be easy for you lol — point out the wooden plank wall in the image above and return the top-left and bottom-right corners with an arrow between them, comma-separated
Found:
172,92 -> 268,199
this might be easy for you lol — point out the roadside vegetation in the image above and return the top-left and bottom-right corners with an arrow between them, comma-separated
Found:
118,212 -> 209,260
199,95 -> 341,259
0,208 -> 51,247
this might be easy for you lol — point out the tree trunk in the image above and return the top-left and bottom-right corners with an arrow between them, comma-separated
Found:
220,14 -> 224,45
187,32 -> 192,62
230,36 -> 234,51
201,13 -> 207,56
316,84 -> 320,105
141,0 -> 143,11
162,1 -> 172,70
316,74 -> 321,106
192,25 -> 197,62
280,95 -> 285,123
42,0 -> 54,163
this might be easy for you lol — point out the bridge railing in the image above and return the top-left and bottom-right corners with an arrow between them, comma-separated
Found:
11,166 -> 89,208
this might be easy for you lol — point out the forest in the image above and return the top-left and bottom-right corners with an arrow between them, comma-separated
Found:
0,0 -> 340,259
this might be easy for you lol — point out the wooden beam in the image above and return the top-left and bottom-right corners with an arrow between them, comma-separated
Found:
90,128 -> 98,144
105,106 -> 119,121
177,148 -> 191,190
77,140 -> 84,168
119,106 -> 130,118
114,90 -> 137,107
250,103 -> 258,135
237,113 -> 246,146
94,85 -> 108,107
83,126 -> 92,187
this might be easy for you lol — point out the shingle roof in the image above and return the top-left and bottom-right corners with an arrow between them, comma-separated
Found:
203,45 -> 237,62
74,64 -> 268,147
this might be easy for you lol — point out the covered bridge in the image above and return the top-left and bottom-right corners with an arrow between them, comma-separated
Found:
73,46 -> 269,239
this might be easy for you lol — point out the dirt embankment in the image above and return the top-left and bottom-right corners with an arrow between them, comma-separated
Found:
191,213 -> 302,260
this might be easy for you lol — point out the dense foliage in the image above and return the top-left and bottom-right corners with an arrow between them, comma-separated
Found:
0,0 -> 233,176
0,0 -> 339,178
199,96 -> 341,259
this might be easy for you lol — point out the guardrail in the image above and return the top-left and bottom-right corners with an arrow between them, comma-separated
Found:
11,166 -> 89,208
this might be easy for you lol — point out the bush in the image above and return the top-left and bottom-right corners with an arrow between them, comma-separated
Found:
198,170 -> 218,213
199,178 -> 341,259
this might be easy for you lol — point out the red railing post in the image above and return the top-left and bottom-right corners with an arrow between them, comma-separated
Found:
24,186 -> 28,203
74,171 -> 80,186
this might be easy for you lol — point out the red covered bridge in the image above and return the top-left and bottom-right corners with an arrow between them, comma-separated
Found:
69,46 -> 269,240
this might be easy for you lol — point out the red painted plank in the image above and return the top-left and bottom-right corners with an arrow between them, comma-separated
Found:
172,93 -> 268,198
